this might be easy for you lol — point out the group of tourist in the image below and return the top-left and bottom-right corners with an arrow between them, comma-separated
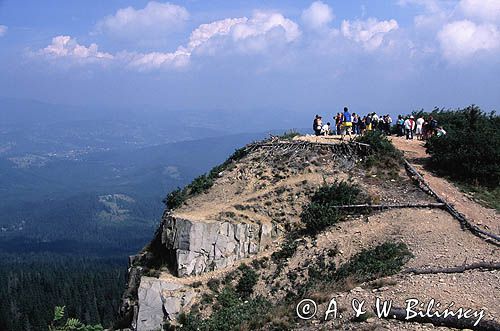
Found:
395,115 -> 446,140
313,108 -> 446,140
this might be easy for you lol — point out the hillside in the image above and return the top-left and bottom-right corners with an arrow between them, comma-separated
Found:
116,135 -> 499,331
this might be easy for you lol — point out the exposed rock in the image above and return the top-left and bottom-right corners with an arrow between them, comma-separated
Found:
134,277 -> 194,331
162,215 -> 276,277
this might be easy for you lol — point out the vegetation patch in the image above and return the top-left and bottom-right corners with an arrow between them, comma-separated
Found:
424,106 -> 499,189
334,242 -> 412,283
301,181 -> 364,234
278,129 -> 301,140
461,184 -> 500,212
236,264 -> 259,298
356,130 -> 403,173
49,306 -> 103,331
301,242 -> 412,299
164,147 -> 249,210
177,267 -> 268,331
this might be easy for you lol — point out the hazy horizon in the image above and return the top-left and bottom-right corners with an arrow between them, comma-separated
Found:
1,0 -> 499,118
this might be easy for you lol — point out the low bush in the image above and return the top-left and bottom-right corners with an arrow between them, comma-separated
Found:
302,242 -> 412,296
236,265 -> 259,298
356,130 -> 403,170
425,106 -> 500,188
335,242 -> 412,283
278,129 -> 301,140
179,272 -> 269,331
301,181 -> 363,234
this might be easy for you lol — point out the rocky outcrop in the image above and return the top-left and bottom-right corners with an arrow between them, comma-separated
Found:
134,277 -> 195,331
162,215 -> 278,277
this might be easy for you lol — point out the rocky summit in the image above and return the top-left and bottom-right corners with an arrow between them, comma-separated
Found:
116,135 -> 499,331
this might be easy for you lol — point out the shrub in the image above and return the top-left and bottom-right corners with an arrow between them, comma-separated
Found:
207,278 -> 220,292
301,181 -> 362,234
356,130 -> 403,170
301,202 -> 341,235
302,242 -> 412,296
279,129 -> 301,140
164,188 -> 186,210
236,265 -> 259,298
271,234 -> 299,262
425,106 -> 500,187
310,180 -> 361,205
178,286 -> 270,331
334,242 -> 413,283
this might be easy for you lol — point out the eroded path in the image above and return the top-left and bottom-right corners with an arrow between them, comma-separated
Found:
390,136 -> 499,235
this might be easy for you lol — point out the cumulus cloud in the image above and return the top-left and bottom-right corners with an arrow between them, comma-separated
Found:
127,11 -> 300,70
341,18 -> 399,50
459,0 -> 500,22
41,36 -> 113,61
397,0 -> 452,29
301,1 -> 334,30
438,20 -> 500,62
0,25 -> 7,37
95,1 -> 189,40
38,9 -> 300,71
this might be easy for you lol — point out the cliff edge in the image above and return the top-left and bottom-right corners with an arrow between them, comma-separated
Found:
116,135 -> 499,331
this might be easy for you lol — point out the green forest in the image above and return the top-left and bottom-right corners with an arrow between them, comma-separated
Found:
0,255 -> 126,331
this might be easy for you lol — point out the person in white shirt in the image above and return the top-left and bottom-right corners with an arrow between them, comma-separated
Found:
436,127 -> 447,137
321,122 -> 331,136
404,116 -> 415,140
415,116 -> 425,140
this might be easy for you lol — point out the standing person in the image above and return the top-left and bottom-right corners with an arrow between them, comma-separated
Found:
416,115 -> 425,140
352,113 -> 359,135
313,115 -> 322,136
429,116 -> 438,137
365,113 -> 372,131
341,107 -> 353,141
396,115 -> 404,137
335,113 -> 342,136
404,116 -> 415,140
359,116 -> 367,135
385,114 -> 392,135
372,112 -> 379,130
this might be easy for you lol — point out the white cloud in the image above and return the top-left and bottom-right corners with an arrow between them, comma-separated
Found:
438,20 -> 500,62
459,0 -> 500,22
95,1 -> 189,39
38,9 -> 300,71
0,25 -> 7,37
233,11 -> 300,43
301,1 -> 334,30
41,36 -> 113,61
341,18 -> 399,50
397,0 -> 452,29
127,11 -> 300,70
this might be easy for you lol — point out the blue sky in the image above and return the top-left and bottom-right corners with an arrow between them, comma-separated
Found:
0,0 -> 499,116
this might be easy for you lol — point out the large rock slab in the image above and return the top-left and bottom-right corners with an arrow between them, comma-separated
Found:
162,215 -> 276,277
135,277 -> 194,331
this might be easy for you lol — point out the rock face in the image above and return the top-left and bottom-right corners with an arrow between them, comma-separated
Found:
134,277 -> 195,331
162,215 -> 276,277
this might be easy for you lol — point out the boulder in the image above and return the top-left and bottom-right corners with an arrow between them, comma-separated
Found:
135,277 -> 194,331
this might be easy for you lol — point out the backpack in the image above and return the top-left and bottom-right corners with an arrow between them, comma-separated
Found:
430,119 -> 438,129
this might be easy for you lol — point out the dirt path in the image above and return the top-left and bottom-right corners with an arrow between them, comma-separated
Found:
390,136 -> 499,236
